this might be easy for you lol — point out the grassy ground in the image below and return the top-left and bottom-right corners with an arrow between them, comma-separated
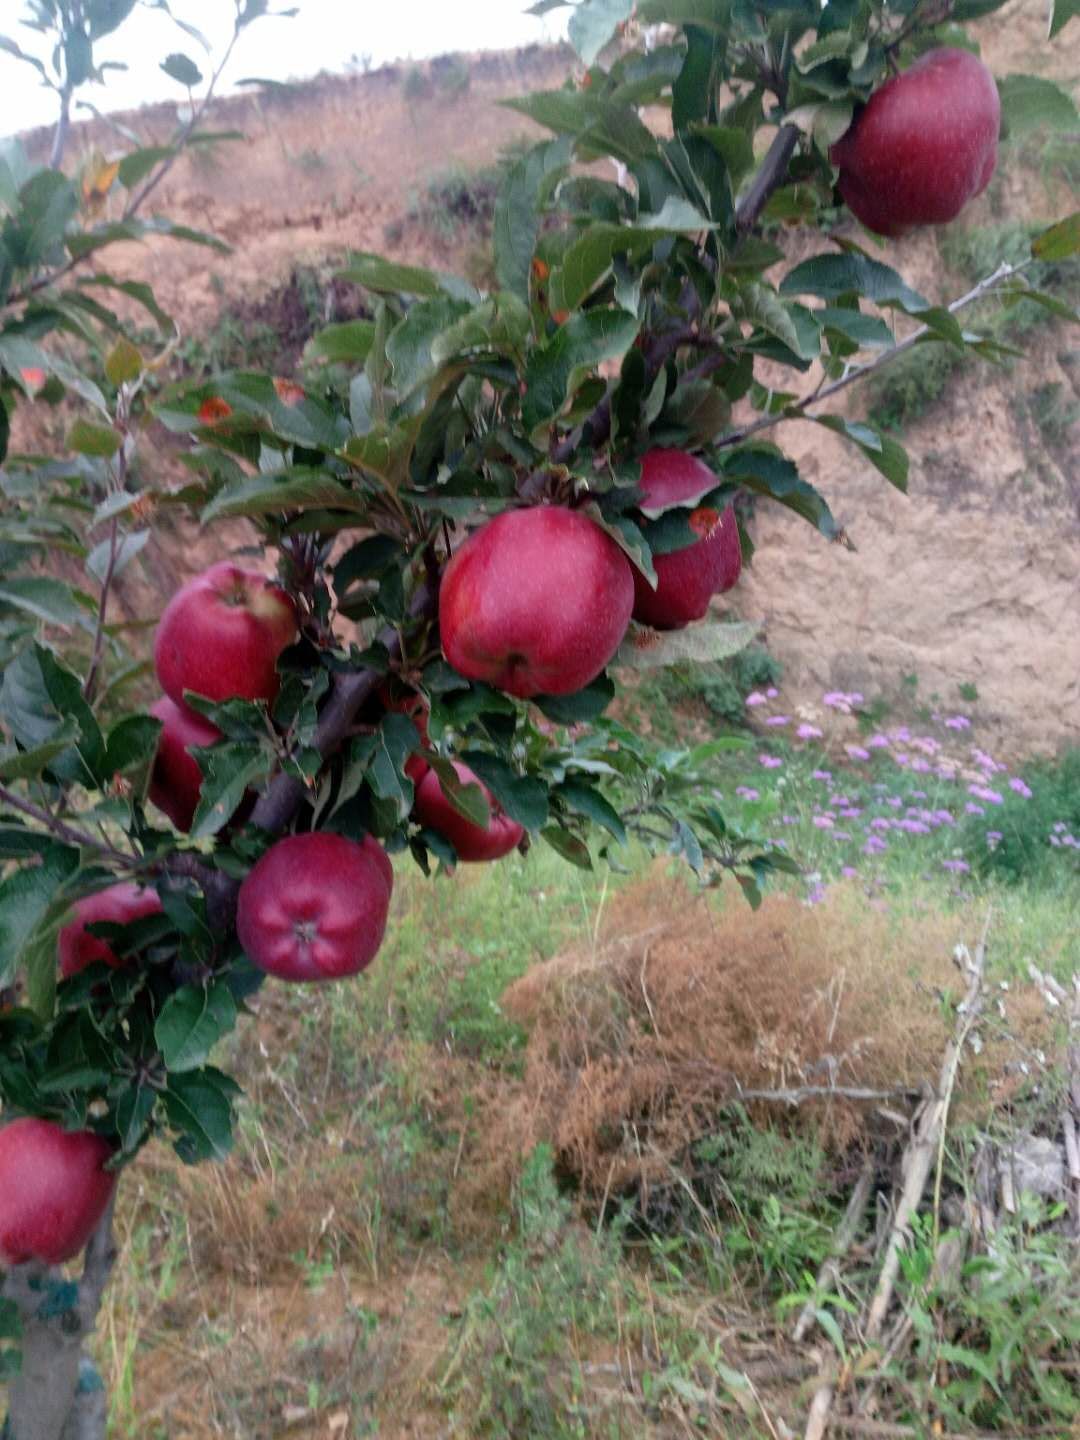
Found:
76,670 -> 1079,1440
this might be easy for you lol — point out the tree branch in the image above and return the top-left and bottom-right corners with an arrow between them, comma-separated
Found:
0,785 -> 138,867
735,123 -> 800,233
713,259 -> 1029,452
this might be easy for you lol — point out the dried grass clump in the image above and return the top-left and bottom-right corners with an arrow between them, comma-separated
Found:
483,867 -> 1039,1199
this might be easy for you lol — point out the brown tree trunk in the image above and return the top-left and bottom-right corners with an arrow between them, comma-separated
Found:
2,1196 -> 116,1440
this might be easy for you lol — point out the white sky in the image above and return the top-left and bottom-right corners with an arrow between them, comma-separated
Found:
0,1 -> 571,140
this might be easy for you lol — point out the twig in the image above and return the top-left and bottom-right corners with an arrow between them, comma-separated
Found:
713,262 -> 1028,453
736,124 -> 800,233
0,784 -> 138,866
863,913 -> 991,1342
735,1083 -> 921,1106
793,1160 -> 875,1344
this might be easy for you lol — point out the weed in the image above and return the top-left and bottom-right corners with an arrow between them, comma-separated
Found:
1026,379 -> 1080,448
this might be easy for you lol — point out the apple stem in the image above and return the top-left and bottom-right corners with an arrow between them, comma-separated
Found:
3,1194 -> 117,1440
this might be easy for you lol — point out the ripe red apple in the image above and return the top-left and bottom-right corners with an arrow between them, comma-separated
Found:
0,1118 -> 116,1266
58,882 -> 163,980
631,449 -> 742,630
148,696 -> 222,832
154,561 -> 297,708
236,832 -> 393,982
440,506 -> 633,698
829,48 -> 1000,238
414,761 -> 524,863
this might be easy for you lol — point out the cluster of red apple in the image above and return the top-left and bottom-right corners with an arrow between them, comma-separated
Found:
56,449 -> 739,994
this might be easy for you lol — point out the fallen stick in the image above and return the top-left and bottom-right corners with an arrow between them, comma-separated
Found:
793,1161 -> 876,1344
864,915 -> 991,1342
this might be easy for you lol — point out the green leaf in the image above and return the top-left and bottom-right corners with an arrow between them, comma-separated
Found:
115,1081 -> 157,1155
555,781 -> 626,844
997,74 -> 1078,136
0,336 -> 108,414
736,284 -> 820,361
424,756 -> 490,829
155,982 -> 238,1073
161,52 -> 203,87
385,295 -> 473,399
1032,211 -> 1080,262
190,742 -> 270,838
1047,0 -> 1079,38
305,319 -> 375,365
535,675 -> 615,724
336,252 -> 440,297
615,619 -> 759,668
117,145 -> 176,188
813,415 -> 908,490
104,338 -> 143,386
816,306 -> 894,348
523,309 -> 639,429
104,713 -> 161,780
0,577 -> 93,630
0,844 -> 79,988
459,752 -> 549,830
494,136 -> 572,299
722,447 -> 839,539
367,714 -> 418,825
200,468 -> 366,523
780,254 -> 929,313
67,419 -> 120,458
541,825 -> 593,869
37,646 -> 108,785
568,0 -> 634,65
0,721 -> 80,781
163,1067 -> 240,1163
86,528 -> 149,584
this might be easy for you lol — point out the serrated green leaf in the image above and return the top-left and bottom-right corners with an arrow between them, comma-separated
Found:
161,52 -> 203,87
997,74 -> 1078,136
615,619 -> 759,668
155,982 -> 238,1073
459,752 -> 549,830
190,742 -> 270,838
0,844 -> 79,988
542,825 -> 593,869
105,338 -> 143,386
780,254 -> 929,313
87,529 -> 149,584
813,415 -> 908,490
337,252 -> 440,297
1032,211 -> 1080,262
1047,0 -> 1079,37
523,309 -> 639,429
305,319 -> 376,364
163,1067 -> 240,1163
67,419 -> 121,458
568,0 -> 634,65
117,146 -> 176,188
0,578 -> 93,630
722,447 -> 838,539
0,721 -> 80,781
555,781 -> 626,844
424,756 -> 490,829
200,468 -> 366,524
494,135 -> 572,299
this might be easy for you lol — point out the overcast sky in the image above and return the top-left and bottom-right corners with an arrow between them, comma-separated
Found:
0,1 -> 570,139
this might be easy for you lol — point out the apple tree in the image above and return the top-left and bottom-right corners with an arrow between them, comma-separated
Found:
0,0 -> 1077,1434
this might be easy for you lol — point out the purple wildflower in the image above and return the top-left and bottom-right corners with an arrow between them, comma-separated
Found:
1008,777 -> 1033,799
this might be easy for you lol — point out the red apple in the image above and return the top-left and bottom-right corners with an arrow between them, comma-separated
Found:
58,882 -> 163,980
148,696 -> 222,832
830,48 -> 1000,238
0,1118 -> 116,1266
414,761 -> 524,863
154,562 -> 297,708
440,506 -> 633,698
631,449 -> 742,630
236,832 -> 392,982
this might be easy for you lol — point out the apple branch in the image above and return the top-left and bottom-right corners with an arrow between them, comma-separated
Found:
713,258 -> 1030,452
0,784 -> 140,868
734,123 -> 800,233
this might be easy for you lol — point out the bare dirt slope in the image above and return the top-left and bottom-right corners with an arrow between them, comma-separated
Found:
18,8 -> 1080,753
